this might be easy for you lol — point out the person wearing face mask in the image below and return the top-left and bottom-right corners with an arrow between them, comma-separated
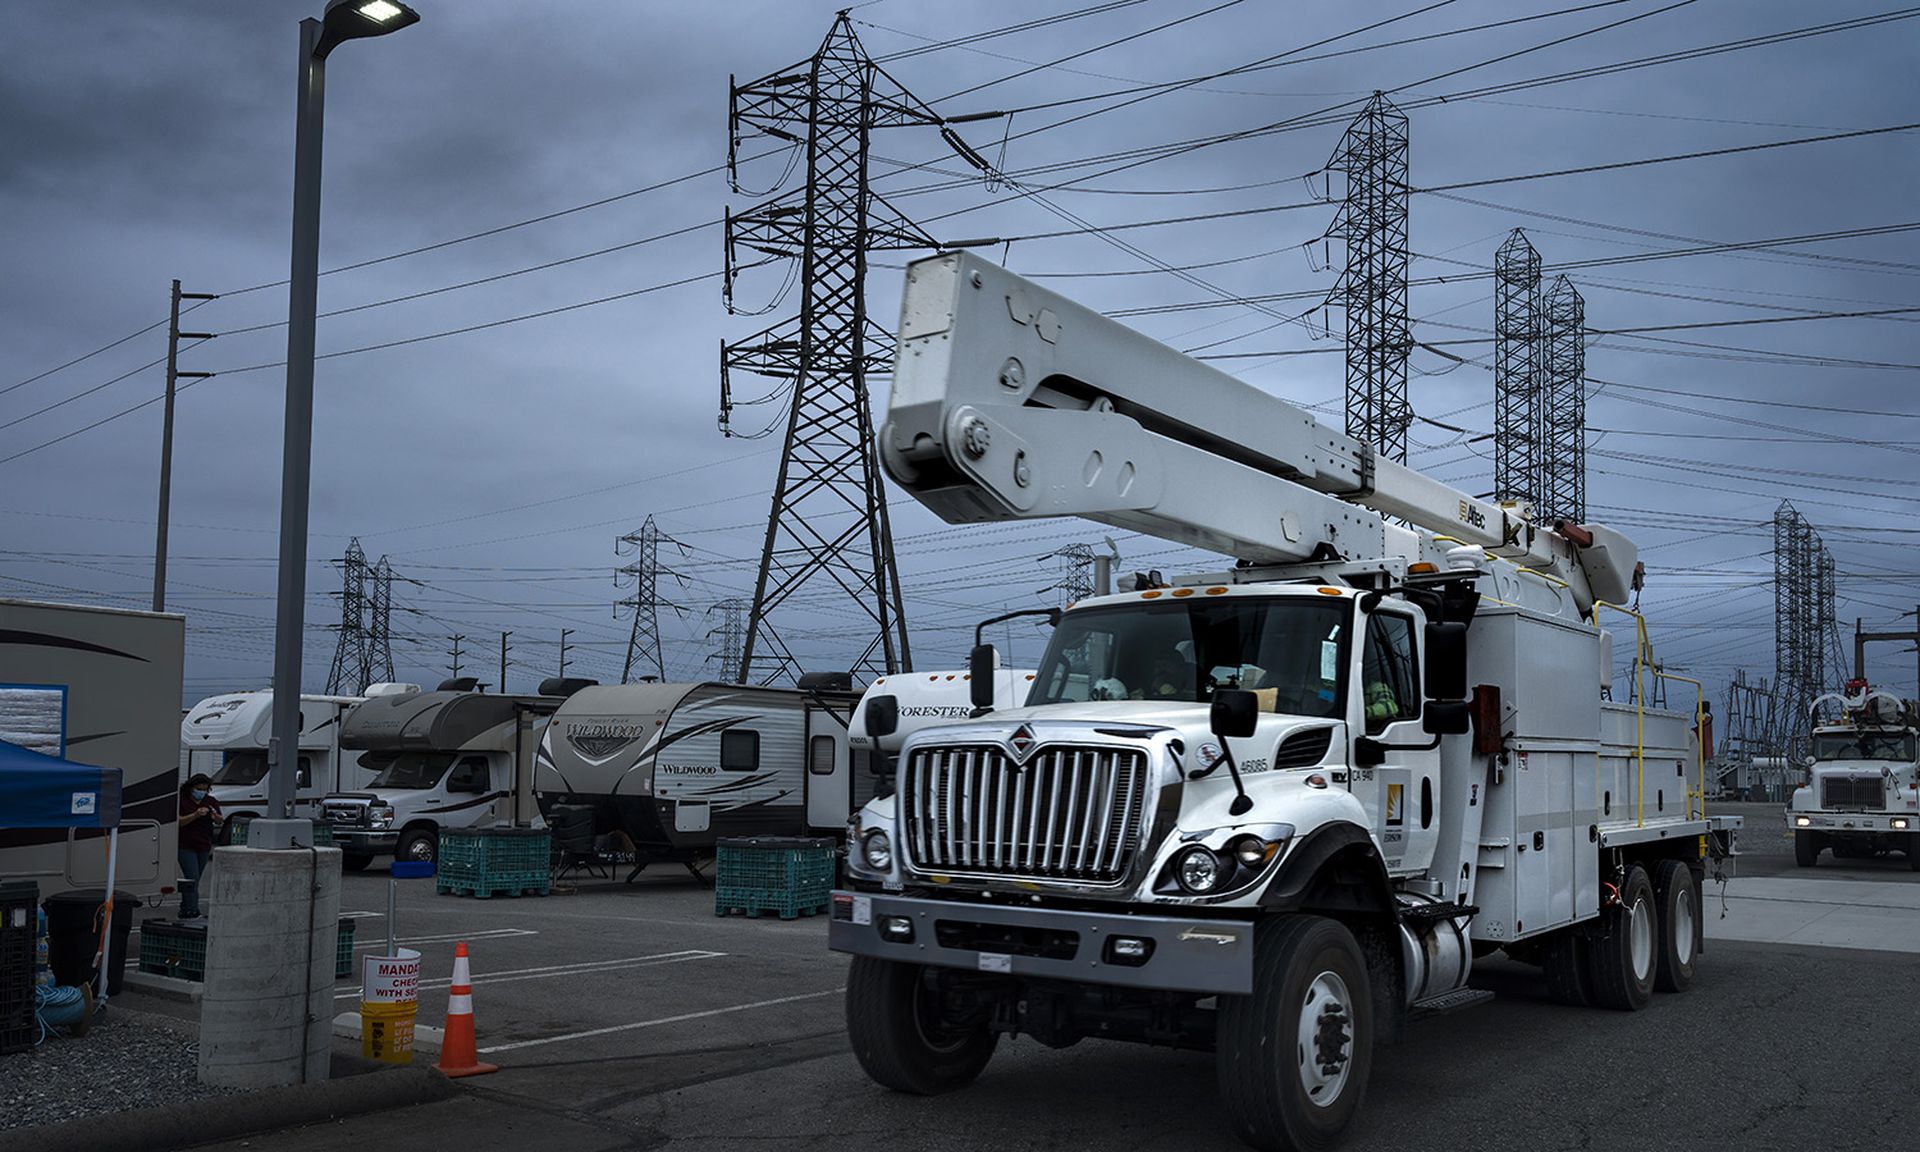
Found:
176,773 -> 223,921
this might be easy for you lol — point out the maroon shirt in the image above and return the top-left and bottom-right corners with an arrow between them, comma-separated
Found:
178,790 -> 222,853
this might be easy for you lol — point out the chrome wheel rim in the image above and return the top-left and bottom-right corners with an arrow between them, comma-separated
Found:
406,839 -> 434,861
1296,971 -> 1354,1108
1629,896 -> 1655,982
1674,886 -> 1696,967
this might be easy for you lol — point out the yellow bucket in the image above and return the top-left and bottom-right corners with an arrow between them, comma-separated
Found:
361,998 -> 417,1064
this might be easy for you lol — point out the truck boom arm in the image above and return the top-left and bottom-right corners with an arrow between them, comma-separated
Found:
881,252 -> 1635,612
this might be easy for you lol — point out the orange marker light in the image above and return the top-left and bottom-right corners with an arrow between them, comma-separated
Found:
1316,587 -> 1343,596
1205,587 -> 1228,595
1141,590 -> 1163,599
1172,588 -> 1194,598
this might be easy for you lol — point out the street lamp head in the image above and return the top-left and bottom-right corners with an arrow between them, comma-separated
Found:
315,0 -> 420,59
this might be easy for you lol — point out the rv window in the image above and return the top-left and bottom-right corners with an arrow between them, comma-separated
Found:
213,752 -> 312,788
721,729 -> 760,771
368,752 -> 455,790
447,757 -> 489,794
808,735 -> 837,776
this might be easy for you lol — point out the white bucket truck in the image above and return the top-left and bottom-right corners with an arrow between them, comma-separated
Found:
1787,685 -> 1920,869
829,254 -> 1740,1152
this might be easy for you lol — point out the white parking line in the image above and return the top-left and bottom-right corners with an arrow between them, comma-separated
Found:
354,927 -> 537,950
479,987 -> 844,1054
332,949 -> 724,1000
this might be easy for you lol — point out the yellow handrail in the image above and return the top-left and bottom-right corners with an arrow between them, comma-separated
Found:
1591,600 -> 1650,827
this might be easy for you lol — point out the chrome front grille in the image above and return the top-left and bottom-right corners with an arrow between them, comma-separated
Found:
1822,776 -> 1884,810
901,744 -> 1149,884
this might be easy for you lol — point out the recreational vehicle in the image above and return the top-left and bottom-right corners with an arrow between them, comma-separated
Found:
180,688 -> 393,835
323,684 -> 558,868
0,599 -> 185,899
535,678 -> 863,864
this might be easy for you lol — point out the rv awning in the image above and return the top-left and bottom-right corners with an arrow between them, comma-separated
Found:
0,739 -> 123,828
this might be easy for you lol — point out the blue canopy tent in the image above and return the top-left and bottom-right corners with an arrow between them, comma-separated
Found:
1,740 -> 125,1001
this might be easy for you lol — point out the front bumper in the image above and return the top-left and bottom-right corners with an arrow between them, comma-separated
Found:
329,828 -> 399,852
1789,813 -> 1915,834
827,890 -> 1255,995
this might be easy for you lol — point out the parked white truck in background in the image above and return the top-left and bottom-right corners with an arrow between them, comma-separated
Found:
829,254 -> 1740,1152
0,599 -> 185,900
1788,686 -> 1920,869
849,661 -> 1038,788
180,687 -> 402,838
323,681 -> 560,869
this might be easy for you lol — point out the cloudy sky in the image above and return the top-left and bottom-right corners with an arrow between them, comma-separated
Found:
4,0 -> 1917,715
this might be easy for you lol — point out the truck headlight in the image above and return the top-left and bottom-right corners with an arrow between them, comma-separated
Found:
1894,818 -> 1911,831
1795,816 -> 1812,827
1175,847 -> 1223,893
862,830 -> 893,871
371,806 -> 395,829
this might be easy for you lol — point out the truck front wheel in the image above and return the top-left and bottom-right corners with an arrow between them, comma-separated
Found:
1216,916 -> 1373,1152
1794,831 -> 1820,867
845,957 -> 995,1095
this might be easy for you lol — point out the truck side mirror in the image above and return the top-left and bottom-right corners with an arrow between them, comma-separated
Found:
968,644 -> 998,711
1422,700 -> 1471,736
865,694 -> 898,739
1210,689 -> 1259,739
1426,621 -> 1469,701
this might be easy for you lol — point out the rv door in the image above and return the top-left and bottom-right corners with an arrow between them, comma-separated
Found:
804,706 -> 851,831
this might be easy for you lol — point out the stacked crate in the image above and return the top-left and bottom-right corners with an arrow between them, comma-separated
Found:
436,828 -> 552,899
714,837 -> 837,920
138,917 -> 357,981
0,881 -> 36,1054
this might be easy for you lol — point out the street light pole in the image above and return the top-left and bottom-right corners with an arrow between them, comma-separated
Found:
264,0 -> 420,838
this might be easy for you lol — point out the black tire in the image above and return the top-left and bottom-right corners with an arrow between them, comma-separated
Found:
1216,916 -> 1373,1152
1652,859 -> 1698,994
1908,834 -> 1920,872
1794,831 -> 1820,868
845,956 -> 996,1095
341,852 -> 373,872
1587,865 -> 1658,1012
395,827 -> 437,864
1542,929 -> 1591,1006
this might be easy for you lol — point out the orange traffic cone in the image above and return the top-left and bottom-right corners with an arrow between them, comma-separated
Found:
435,941 -> 498,1078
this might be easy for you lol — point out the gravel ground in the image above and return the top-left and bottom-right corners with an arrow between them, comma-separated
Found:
0,1008 -> 241,1131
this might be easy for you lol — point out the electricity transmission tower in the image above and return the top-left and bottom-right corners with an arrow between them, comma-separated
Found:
1538,275 -> 1587,525
1774,500 -> 1838,762
616,516 -> 682,684
325,539 -> 370,695
719,13 -> 965,684
707,598 -> 746,684
1042,543 -> 1096,606
1325,93 -> 1411,462
1722,669 -> 1782,797
366,555 -> 395,686
1493,229 -> 1543,510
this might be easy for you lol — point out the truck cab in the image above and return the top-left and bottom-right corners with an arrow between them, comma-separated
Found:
1787,690 -> 1920,869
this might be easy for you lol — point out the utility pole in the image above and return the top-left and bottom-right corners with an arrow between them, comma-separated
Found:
447,633 -> 466,682
558,628 -> 574,679
499,631 -> 513,695
153,279 -> 216,612
1852,607 -> 1920,688
721,14 -> 979,683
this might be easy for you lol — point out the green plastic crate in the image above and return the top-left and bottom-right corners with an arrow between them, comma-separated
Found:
138,918 -> 357,982
714,837 -> 837,920
437,828 -> 552,899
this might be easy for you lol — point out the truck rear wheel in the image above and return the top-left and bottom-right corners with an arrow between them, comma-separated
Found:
1652,859 -> 1697,994
845,957 -> 995,1095
1794,831 -> 1820,867
1542,929 -> 1591,1006
1216,916 -> 1372,1152
1908,834 -> 1920,872
1587,865 -> 1657,1012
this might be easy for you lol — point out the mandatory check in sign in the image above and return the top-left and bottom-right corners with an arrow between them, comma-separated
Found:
362,947 -> 421,1004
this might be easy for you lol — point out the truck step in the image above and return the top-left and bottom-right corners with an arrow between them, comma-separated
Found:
1410,988 -> 1493,1020
1398,901 -> 1477,924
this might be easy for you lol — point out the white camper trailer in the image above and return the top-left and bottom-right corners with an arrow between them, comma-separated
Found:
324,685 -> 558,868
535,678 -> 863,867
180,689 -> 387,835
0,599 -> 186,899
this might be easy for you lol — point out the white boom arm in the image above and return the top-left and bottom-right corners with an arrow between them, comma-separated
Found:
880,252 -> 1636,613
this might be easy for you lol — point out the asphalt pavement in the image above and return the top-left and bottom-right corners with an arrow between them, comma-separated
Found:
166,815 -> 1919,1152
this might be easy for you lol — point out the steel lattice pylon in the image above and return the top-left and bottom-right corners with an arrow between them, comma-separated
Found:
1539,275 -> 1587,524
1493,230 -> 1543,509
720,14 -> 950,684
325,539 -> 368,695
366,556 -> 395,686
707,598 -> 746,684
1326,93 -> 1411,462
1043,543 -> 1096,606
1774,501 -> 1837,762
617,516 -> 680,684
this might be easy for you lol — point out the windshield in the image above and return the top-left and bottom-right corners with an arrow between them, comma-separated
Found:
365,752 -> 455,790
212,751 -> 268,786
1029,596 -> 1351,718
1812,731 -> 1916,761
